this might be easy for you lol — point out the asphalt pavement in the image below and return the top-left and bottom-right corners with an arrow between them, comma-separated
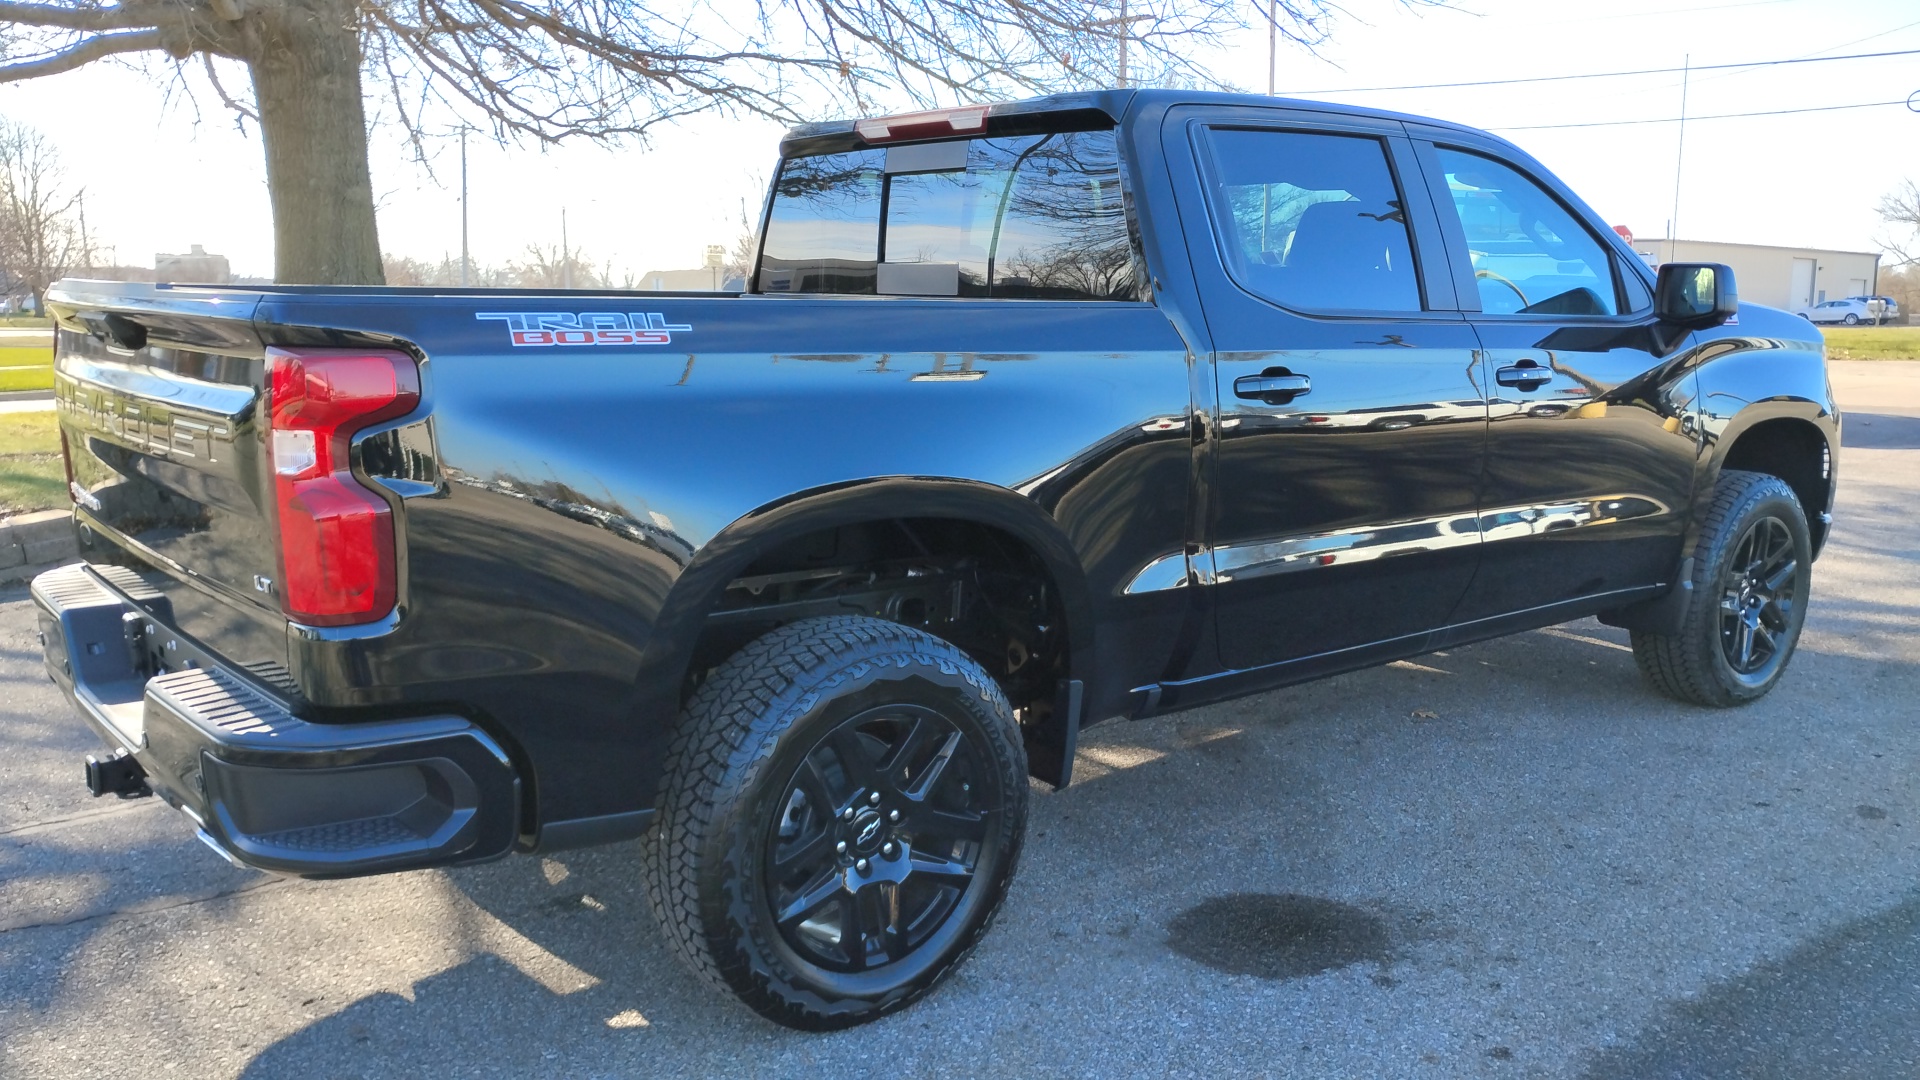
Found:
3,362 -> 1918,1079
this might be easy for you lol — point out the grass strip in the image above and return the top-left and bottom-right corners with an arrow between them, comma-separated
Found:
0,411 -> 66,515
1821,326 -> 1920,361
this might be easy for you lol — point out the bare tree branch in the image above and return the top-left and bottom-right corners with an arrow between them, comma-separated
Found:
0,119 -> 92,308
0,0 -> 181,31
1880,179 -> 1920,268
0,28 -> 166,82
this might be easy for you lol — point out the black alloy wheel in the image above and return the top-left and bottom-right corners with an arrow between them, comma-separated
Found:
766,704 -> 995,977
641,616 -> 1027,1030
1632,469 -> 1813,706
1718,516 -> 1798,676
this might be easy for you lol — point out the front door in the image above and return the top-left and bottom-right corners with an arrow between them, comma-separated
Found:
1419,141 -> 1700,622
1167,110 -> 1487,671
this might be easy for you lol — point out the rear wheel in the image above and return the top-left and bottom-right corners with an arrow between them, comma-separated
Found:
640,616 -> 1027,1029
1632,470 -> 1812,706
1844,313 -> 1861,325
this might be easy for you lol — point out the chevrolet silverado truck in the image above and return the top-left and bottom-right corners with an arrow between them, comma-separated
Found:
33,90 -> 1836,1029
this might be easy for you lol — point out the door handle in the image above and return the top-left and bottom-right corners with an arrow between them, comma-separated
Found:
1233,369 -> 1311,403
1495,359 -> 1552,388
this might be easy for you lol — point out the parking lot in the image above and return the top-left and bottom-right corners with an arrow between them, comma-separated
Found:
3,361 -> 1917,1079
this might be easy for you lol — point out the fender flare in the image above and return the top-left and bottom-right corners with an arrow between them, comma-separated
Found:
1604,397 -> 1837,636
626,476 -> 1099,780
1703,399 -> 1837,490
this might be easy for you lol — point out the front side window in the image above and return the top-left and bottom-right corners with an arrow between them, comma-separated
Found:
1200,128 -> 1423,313
757,128 -> 1138,300
1435,148 -> 1619,317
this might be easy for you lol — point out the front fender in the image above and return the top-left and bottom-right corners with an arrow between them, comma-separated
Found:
1690,304 -> 1838,546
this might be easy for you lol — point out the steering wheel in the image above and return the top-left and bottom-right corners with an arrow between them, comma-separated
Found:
1475,268 -> 1530,311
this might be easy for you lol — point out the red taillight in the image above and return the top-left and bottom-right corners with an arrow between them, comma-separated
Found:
854,105 -> 989,144
267,348 -> 419,626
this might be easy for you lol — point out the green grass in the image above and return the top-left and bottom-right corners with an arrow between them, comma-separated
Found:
1821,326 -> 1920,362
0,411 -> 66,515
0,316 -> 51,329
0,341 -> 54,392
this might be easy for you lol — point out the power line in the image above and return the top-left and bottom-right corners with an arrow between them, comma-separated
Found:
1683,17 -> 1920,89
1489,97 -> 1914,131
1279,47 -> 1920,96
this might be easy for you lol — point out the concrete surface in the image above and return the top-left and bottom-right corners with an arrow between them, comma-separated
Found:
0,511 -> 78,585
1,362 -> 1917,1078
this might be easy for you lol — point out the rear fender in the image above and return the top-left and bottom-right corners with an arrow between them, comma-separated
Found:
628,476 -> 1098,779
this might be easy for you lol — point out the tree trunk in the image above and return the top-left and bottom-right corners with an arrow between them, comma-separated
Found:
247,0 -> 384,285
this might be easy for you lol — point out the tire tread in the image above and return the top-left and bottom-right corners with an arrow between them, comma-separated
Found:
638,615 -> 1022,1027
1631,469 -> 1808,706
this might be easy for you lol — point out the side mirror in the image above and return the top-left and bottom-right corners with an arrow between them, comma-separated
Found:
1654,262 -> 1738,329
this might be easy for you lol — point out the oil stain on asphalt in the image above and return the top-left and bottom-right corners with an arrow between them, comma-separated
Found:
1165,893 -> 1388,980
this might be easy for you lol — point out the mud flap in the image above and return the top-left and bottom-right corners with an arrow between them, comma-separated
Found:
1024,678 -> 1083,790
1598,556 -> 1695,636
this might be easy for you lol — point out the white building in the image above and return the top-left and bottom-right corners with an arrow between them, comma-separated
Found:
154,244 -> 232,285
1633,238 -> 1881,312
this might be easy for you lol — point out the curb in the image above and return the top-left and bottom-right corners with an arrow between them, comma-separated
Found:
0,509 -> 77,585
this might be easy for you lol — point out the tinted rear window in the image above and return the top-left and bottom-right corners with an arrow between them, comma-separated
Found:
758,129 -> 1140,301
1200,128 -> 1423,313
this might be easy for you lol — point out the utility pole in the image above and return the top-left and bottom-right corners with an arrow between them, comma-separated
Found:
459,128 -> 470,287
1669,54 -> 1689,266
561,207 -> 571,289
77,192 -> 93,273
1268,0 -> 1277,96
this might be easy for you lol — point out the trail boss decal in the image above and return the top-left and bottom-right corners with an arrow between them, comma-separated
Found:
476,311 -> 692,347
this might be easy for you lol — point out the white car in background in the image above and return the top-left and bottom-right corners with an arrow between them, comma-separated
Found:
1848,295 -> 1901,321
1797,298 -> 1876,325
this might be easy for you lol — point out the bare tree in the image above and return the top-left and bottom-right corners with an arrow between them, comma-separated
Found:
507,243 -> 608,289
725,195 -> 762,285
1880,180 -> 1920,268
0,0 -> 1368,287
0,120 -> 92,312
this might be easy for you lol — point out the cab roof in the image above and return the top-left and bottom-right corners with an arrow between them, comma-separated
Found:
779,88 -> 1494,158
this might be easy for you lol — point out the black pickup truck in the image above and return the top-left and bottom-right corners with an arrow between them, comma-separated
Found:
33,89 -> 1835,1029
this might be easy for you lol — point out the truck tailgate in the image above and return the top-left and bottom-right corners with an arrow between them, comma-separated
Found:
51,295 -> 292,690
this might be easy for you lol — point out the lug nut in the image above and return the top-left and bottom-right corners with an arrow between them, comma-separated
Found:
836,840 -> 848,854
882,842 -> 895,857
889,809 -> 901,822
856,859 -> 869,873
869,791 -> 881,805
843,807 -> 854,821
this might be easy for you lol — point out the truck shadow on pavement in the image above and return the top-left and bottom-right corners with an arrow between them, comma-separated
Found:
1580,889 -> 1920,1079
1840,412 -> 1920,450
223,612 -> 1920,1076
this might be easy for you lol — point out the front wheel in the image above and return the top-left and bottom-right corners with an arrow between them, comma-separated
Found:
640,616 -> 1027,1029
1631,470 -> 1812,706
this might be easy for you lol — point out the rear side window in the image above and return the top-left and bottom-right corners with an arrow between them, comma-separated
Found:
1199,128 -> 1423,313
1434,148 -> 1619,317
757,129 -> 1139,300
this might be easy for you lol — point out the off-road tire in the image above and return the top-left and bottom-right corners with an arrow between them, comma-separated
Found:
639,615 -> 1028,1030
1632,470 -> 1813,706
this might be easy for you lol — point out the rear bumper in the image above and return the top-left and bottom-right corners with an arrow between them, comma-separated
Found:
31,562 -> 520,877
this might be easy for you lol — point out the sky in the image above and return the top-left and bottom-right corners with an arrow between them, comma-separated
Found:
1,0 -> 1915,281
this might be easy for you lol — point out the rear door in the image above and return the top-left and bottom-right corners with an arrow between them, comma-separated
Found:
1414,137 -> 1699,622
1163,106 -> 1487,671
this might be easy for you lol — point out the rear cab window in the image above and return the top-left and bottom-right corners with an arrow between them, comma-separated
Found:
758,126 -> 1140,300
